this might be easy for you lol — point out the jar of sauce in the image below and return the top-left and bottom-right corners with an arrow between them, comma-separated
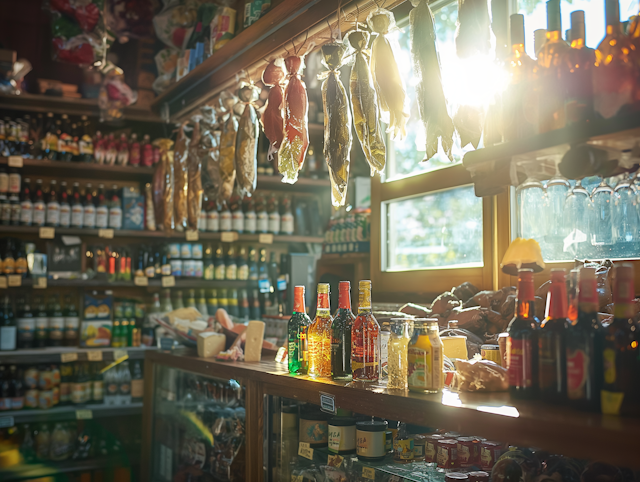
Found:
437,439 -> 458,469
457,436 -> 476,468
356,420 -> 388,461
425,434 -> 444,463
479,441 -> 502,470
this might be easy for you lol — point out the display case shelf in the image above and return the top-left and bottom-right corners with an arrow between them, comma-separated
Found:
0,346 -> 155,365
1,402 -> 143,426
0,277 -> 255,291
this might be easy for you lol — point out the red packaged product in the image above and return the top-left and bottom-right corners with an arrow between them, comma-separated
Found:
456,437 -> 475,468
479,441 -> 502,470
425,434 -> 443,463
437,439 -> 458,469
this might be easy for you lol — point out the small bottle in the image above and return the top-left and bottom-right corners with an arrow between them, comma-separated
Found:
230,193 -> 244,233
117,133 -> 129,165
47,294 -> 64,347
161,289 -> 173,313
78,116 -> 94,163
32,180 -> 45,227
186,289 -> 197,309
9,192 -> 20,226
45,180 -> 60,227
108,184 -> 122,229
287,286 -> 312,375
203,244 -> 214,280
332,281 -> 356,380
131,361 -> 144,403
243,196 -> 256,234
218,289 -> 228,312
219,201 -> 232,231
118,362 -> 132,405
17,296 -> 35,349
206,200 -> 219,232
214,246 -> 226,280
227,289 -> 239,317
141,134 -> 153,167
34,296 -> 48,349
197,290 -> 208,316
58,181 -> 70,228
281,196 -> 294,235
256,195 -> 268,233
0,295 -> 17,351
129,133 -> 141,166
95,184 -> 108,229
174,290 -> 185,310
225,246 -> 237,280
207,289 -> 218,316
83,183 -> 96,228
92,363 -> 104,404
309,283 -> 333,378
394,422 -> 413,463
70,182 -> 83,228
238,289 -> 249,319
351,280 -> 380,382
267,194 -> 280,234
62,295 -> 80,347
237,247 -> 249,280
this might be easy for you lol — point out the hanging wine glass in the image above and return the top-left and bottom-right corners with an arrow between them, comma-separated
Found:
517,177 -> 546,241
563,180 -> 591,259
591,178 -> 614,249
613,173 -> 638,257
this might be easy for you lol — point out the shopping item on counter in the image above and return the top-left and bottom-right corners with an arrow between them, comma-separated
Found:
410,0 -> 455,161
174,122 -> 191,232
235,80 -> 260,197
452,357 -> 508,391
187,121 -> 203,231
218,92 -> 239,202
199,106 -> 222,204
367,8 -> 408,140
455,0 -> 491,58
319,42 -> 352,207
260,59 -> 286,159
347,29 -> 386,176
278,55 -> 309,184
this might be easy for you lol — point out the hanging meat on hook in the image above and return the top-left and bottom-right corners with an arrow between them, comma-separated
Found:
235,80 -> 261,196
319,41 -> 352,206
260,59 -> 286,160
173,122 -> 190,232
278,54 -> 309,184
187,119 -> 202,231
199,105 -> 221,205
410,0 -> 455,161
455,0 -> 491,58
218,91 -> 239,202
347,28 -> 386,175
367,7 -> 409,140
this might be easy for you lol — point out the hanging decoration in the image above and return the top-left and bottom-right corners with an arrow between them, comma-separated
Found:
409,0 -> 455,161
260,59 -> 286,160
367,7 -> 408,140
235,78 -> 261,197
218,91 -> 239,202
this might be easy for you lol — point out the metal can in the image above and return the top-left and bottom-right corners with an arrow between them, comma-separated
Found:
183,260 -> 195,278
481,344 -> 501,364
437,439 -> 458,469
168,243 -> 181,259
181,243 -> 192,259
457,437 -> 475,468
191,243 -> 203,259
193,260 -> 204,278
170,259 -> 183,277
479,441 -> 502,470
425,434 -> 443,463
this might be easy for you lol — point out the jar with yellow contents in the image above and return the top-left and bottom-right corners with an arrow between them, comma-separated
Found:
407,319 -> 444,393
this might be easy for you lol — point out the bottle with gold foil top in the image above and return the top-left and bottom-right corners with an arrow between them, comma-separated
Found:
287,286 -> 311,375
563,11 -> 595,124
601,264 -> 640,415
351,280 -> 380,382
593,0 -> 635,119
407,319 -> 443,393
309,283 -> 333,378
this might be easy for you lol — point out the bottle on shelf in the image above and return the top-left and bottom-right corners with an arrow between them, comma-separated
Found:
59,362 -> 72,405
108,184 -> 122,229
267,194 -> 280,234
92,363 -> 104,404
17,296 -> 35,349
161,289 -> 173,313
206,199 -> 219,232
507,268 -> 540,399
2,240 -> 15,275
287,286 -> 311,375
83,183 -> 96,229
236,247 -> 248,281
228,289 -> 239,317
9,191 -> 20,226
281,196 -> 294,235
47,294 -> 65,347
59,181 -> 70,228
68,123 -> 80,162
95,184 -> 108,229
34,296 -> 48,349
70,182 -> 83,228
214,245 -> 226,280
32,179 -> 46,227
238,289 -> 249,319
219,201 -> 232,232
218,289 -> 228,312
351,280 -> 380,383
248,247 -> 258,281
331,281 -> 355,380
230,192 -> 244,233
131,361 -> 144,403
14,242 -> 27,277
387,317 -> 411,390
563,10 -> 595,124
186,289 -> 197,309
309,283 -> 333,378
118,362 -> 132,405
207,289 -> 218,316
58,114 -> 72,162
0,189 -> 9,226
174,290 -> 185,310
142,134 -> 153,167
197,289 -> 208,316
250,289 -> 261,319
63,294 -> 79,347
0,295 -> 17,351
256,195 -> 268,233
225,246 -> 237,280
78,115 -> 94,163
244,196 -> 256,234
117,133 -> 129,166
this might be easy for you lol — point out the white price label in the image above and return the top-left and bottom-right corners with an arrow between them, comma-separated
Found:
258,233 -> 274,244
7,275 -> 21,287
98,229 -> 114,239
76,410 -> 93,420
298,443 -> 314,460
162,275 -> 175,287
0,277 -> 6,289
220,231 -> 238,243
134,276 -> 149,286
113,349 -> 128,361
34,277 -> 47,289
87,350 -> 103,361
8,156 -> 23,168
61,352 -> 78,363
362,467 -> 375,480
186,230 -> 199,241
39,227 -> 55,239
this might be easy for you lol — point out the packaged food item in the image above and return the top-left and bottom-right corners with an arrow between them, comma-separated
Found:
299,406 -> 328,448
453,358 -> 508,392
210,7 -> 236,52
80,293 -> 113,347
479,440 -> 502,470
328,417 -> 356,455
356,420 -> 387,461
173,122 -> 190,232
437,439 -> 458,469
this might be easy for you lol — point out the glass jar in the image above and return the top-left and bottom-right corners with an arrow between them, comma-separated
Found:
545,175 -> 570,242
328,417 -> 356,455
563,180 -> 591,258
387,318 -> 412,390
516,177 -> 546,240
407,319 -> 443,393
591,179 -> 614,246
356,420 -> 387,461
613,174 -> 638,247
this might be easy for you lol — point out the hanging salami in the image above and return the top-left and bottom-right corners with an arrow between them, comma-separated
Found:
199,106 -> 221,205
235,81 -> 261,197
218,91 -> 239,202
173,122 -> 190,232
260,59 -> 286,160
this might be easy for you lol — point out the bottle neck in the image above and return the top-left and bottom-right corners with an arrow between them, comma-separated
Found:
613,277 -> 635,319
578,278 -> 598,314
546,30 -> 563,43
293,291 -> 306,314
316,291 -> 330,316
570,38 -> 585,49
358,287 -> 372,314
338,287 -> 351,310
546,281 -> 568,319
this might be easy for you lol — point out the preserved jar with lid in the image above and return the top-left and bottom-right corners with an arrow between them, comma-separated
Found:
437,439 -> 458,469
328,417 -> 356,455
299,406 -> 328,448
425,434 -> 444,464
408,319 -> 444,393
413,434 -> 427,460
356,420 -> 387,461
468,471 -> 490,482
479,440 -> 502,470
388,318 -> 412,390
457,437 -> 476,468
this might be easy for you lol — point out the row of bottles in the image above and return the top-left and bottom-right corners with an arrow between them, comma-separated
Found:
0,238 -> 29,277
507,263 -> 638,416
150,288 -> 263,320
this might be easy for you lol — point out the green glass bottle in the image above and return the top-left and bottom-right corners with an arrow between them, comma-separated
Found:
288,286 -> 311,375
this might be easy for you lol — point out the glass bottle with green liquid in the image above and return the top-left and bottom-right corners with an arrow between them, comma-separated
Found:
288,286 -> 311,375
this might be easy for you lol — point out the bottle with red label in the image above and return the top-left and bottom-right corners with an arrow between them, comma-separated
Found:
352,280 -> 380,382
538,269 -> 568,402
287,286 -> 311,375
142,134 -> 154,167
565,267 -> 602,411
601,263 -> 640,415
507,268 -> 539,399
117,133 -> 129,166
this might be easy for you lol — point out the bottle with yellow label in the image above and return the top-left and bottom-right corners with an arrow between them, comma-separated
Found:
407,319 -> 443,393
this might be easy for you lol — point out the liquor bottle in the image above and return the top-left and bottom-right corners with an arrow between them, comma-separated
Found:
228,289 -> 239,317
248,247 -> 258,280
70,182 -> 83,228
563,10 -> 595,124
43,112 -> 58,160
267,194 -> 280,234
47,294 -> 65,347
309,283 -> 333,378
78,115 -> 94,163
2,240 -> 15,275
256,195 -> 268,233
214,246 -> 226,280
268,252 -> 279,307
0,165 -> 7,199
129,133 -> 141,166
94,131 -> 105,164
59,181 -> 70,228
108,184 -> 122,229
59,362 -> 72,405
207,289 -> 218,316
45,180 -> 60,227
92,363 -> 104,404
567,269 -> 579,324
258,249 -> 272,312
238,289 -> 249,319
244,196 -> 256,233
593,0 -> 635,119
219,201 -> 232,232
0,296 -> 16,351
95,184 -> 108,229
30,180 -> 44,227
69,123 -> 80,162
131,361 -> 144,403
197,290 -> 208,317
225,246 -> 237,280
601,264 -> 640,415
281,196 -> 295,235
331,282 -> 356,379
0,191 -> 9,225
565,267 -> 603,410
237,247 -> 249,280
117,134 -> 129,166
287,286 -> 311,375
250,289 -> 262,319
504,14 -> 537,141
83,183 -> 96,228
9,192 -> 19,226
186,289 -> 197,309
58,114 -> 72,162
206,199 -> 219,232
174,290 -> 185,310
218,289 -> 228,312
538,269 -> 568,402
17,296 -> 35,349
34,296 -> 48,348
230,193 -> 244,233
63,295 -> 80,347
537,0 -> 570,133
118,362 -> 132,405
351,280 -> 380,382
161,289 -> 173,313
507,268 -> 539,399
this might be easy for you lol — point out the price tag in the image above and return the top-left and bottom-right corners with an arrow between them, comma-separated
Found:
319,392 -> 336,415
98,229 -> 114,239
61,352 -> 78,363
76,409 -> 93,420
258,233 -> 273,244
0,416 -> 14,428
8,156 -> 23,168
134,276 -> 149,286
299,442 -> 310,449
34,277 -> 47,289
293,477 -> 303,482
0,277 -> 6,289
327,454 -> 344,468
162,275 -> 175,287
113,349 -> 128,361
39,227 -> 55,239
87,350 -> 103,361
298,442 -> 314,460
220,231 -> 237,243
186,230 -> 199,241
7,275 -> 21,287
362,467 -> 376,480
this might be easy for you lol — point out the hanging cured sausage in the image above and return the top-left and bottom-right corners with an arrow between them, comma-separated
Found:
367,8 -> 409,140
187,120 -> 203,231
347,29 -> 386,175
410,0 -> 455,161
173,122 -> 190,232
235,81 -> 261,196
278,55 -> 309,184
218,91 -> 239,202
199,106 -> 221,205
319,42 -> 352,207
260,59 -> 286,159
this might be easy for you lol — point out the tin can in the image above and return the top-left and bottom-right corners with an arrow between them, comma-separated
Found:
183,260 -> 195,277
479,441 -> 502,470
457,437 -> 475,468
356,420 -> 387,461
170,259 -> 183,277
437,439 -> 458,469
481,344 -> 501,364
181,243 -> 192,259
328,417 -> 356,455
191,243 -> 203,259
425,434 -> 443,463
168,243 -> 181,258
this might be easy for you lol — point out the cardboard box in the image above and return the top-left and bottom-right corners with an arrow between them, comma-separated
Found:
122,187 -> 144,230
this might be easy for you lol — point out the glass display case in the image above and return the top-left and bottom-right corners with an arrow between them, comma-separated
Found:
148,364 -> 246,482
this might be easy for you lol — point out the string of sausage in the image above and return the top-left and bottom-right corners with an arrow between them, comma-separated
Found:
260,59 -> 285,161
235,82 -> 261,197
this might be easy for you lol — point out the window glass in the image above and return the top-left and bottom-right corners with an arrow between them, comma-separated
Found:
385,185 -> 483,271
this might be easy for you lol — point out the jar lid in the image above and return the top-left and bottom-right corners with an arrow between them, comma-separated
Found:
413,434 -> 428,443
445,473 -> 469,482
329,417 -> 355,427
457,436 -> 475,442
468,472 -> 490,482
481,344 -> 499,350
356,420 -> 388,432
439,439 -> 457,446
481,440 -> 500,447
427,434 -> 444,440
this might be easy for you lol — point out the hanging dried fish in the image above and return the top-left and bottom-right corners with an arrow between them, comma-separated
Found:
455,0 -> 491,59
173,122 -> 190,232
218,91 -> 239,202
410,0 -> 455,161
319,42 -> 352,207
347,29 -> 386,175
260,59 -> 286,159
187,120 -> 203,231
367,8 -> 409,140
278,55 -> 309,184
198,106 -> 221,204
235,81 -> 261,197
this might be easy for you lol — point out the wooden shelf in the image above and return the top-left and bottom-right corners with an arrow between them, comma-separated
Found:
0,455 -> 138,482
1,225 -> 324,244
0,93 -> 163,124
256,174 -> 329,190
2,402 -> 143,425
463,110 -> 640,197
0,157 -> 155,182
147,349 -> 640,468
0,277 -> 254,290
0,346 -> 155,365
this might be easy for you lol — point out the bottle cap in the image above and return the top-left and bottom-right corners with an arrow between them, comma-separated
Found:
571,10 -> 586,41
510,14 -> 526,46
546,0 -> 562,33
317,283 -> 329,294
